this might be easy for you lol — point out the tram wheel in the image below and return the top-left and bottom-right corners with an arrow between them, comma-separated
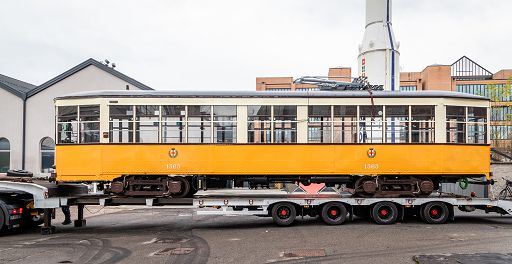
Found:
171,177 -> 191,198
422,202 -> 449,224
271,202 -> 296,227
321,202 -> 347,225
371,202 -> 398,225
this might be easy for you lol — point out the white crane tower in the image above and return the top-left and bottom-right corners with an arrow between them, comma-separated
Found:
358,0 -> 400,91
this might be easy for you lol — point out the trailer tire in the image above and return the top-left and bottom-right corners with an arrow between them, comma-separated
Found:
321,202 -> 347,225
422,202 -> 449,224
0,202 -> 6,233
371,202 -> 398,225
271,202 -> 296,227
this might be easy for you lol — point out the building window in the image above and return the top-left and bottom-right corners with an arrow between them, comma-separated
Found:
273,106 -> 297,143
57,106 -> 78,144
385,106 -> 409,143
40,137 -> 55,173
162,106 -> 186,143
79,105 -> 100,143
400,86 -> 417,91
248,106 -> 271,143
188,105 -> 212,143
457,84 -> 511,102
333,106 -> 358,143
359,106 -> 384,143
109,105 -> 134,143
135,105 -> 159,143
0,138 -> 10,173
467,107 -> 487,144
411,106 -> 435,143
308,106 -> 331,143
446,106 -> 466,143
213,106 -> 237,143
491,106 -> 512,121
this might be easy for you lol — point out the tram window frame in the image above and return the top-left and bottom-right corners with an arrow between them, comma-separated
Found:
213,106 -> 237,143
109,105 -> 134,143
187,105 -> 212,143
57,106 -> 79,144
273,105 -> 297,143
135,105 -> 160,143
359,105 -> 384,143
79,105 -> 100,143
333,106 -> 358,143
385,105 -> 409,143
411,105 -> 435,143
162,105 -> 186,143
308,105 -> 331,143
467,107 -> 487,144
446,106 -> 466,144
247,105 -> 272,143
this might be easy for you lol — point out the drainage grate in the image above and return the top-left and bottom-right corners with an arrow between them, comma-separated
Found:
282,249 -> 326,258
153,247 -> 195,256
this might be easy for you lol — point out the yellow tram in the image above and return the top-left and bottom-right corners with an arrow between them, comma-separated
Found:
54,90 -> 491,197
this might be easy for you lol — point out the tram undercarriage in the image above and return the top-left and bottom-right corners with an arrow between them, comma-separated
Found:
100,174 -> 488,198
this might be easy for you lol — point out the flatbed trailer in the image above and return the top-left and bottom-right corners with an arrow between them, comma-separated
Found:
0,181 -> 511,235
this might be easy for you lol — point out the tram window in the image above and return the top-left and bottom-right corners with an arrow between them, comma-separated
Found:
135,105 -> 159,143
109,105 -> 134,143
333,106 -> 357,143
446,106 -> 466,143
57,106 -> 78,144
385,106 -> 409,143
188,105 -> 212,143
308,106 -> 331,143
214,106 -> 237,143
359,106 -> 384,143
273,106 -> 297,143
411,106 -> 435,143
162,106 -> 186,143
248,106 -> 271,143
467,107 -> 487,144
79,105 -> 100,143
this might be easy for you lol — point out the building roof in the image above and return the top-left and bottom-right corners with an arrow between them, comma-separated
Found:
0,73 -> 36,99
56,89 -> 489,101
26,58 -> 153,98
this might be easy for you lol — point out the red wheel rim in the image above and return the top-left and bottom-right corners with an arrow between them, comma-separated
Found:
330,209 -> 338,216
430,209 -> 439,216
380,209 -> 388,216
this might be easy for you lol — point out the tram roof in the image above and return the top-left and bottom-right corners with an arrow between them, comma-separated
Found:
55,90 -> 489,101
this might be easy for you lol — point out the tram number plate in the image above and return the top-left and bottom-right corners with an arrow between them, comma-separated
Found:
166,164 -> 181,169
364,163 -> 379,169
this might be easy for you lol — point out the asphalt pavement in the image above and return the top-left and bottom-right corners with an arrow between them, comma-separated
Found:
0,208 -> 512,264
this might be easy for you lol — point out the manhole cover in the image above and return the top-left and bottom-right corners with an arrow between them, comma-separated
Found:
153,247 -> 195,256
282,249 -> 326,258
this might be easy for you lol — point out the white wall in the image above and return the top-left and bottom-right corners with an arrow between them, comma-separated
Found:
25,65 -> 146,176
0,88 -> 24,170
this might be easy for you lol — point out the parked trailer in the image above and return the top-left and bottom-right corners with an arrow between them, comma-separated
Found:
0,181 -> 511,235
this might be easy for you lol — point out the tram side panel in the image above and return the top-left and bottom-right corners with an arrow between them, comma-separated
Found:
55,144 -> 490,182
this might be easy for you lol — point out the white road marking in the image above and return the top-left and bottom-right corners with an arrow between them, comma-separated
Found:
142,238 -> 158,245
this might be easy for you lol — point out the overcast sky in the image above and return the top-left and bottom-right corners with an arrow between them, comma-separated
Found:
0,0 -> 510,91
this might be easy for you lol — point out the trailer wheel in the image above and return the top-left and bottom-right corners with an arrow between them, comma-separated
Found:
0,206 -> 5,233
422,202 -> 449,224
371,202 -> 398,225
271,202 -> 296,226
321,202 -> 347,225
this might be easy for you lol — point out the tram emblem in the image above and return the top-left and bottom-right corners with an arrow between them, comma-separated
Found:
169,148 -> 178,158
367,148 -> 376,158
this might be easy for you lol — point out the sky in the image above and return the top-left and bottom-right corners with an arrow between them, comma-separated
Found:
0,0 -> 510,91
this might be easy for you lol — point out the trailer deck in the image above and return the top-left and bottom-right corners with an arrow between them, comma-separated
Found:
1,181 -> 511,234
